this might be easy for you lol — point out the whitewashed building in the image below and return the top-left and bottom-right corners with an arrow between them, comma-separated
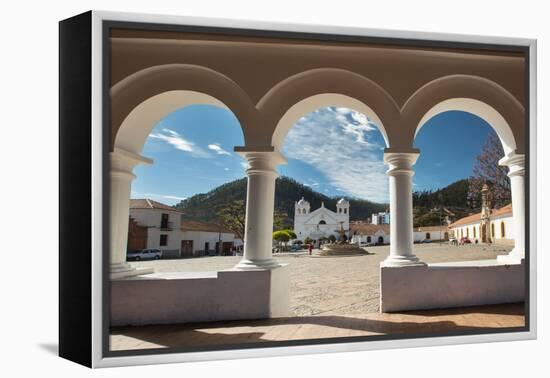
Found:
129,199 -> 184,258
413,226 -> 450,242
449,204 -> 513,244
129,199 -> 237,258
372,211 -> 390,225
180,220 -> 237,257
350,222 -> 390,245
293,197 -> 350,243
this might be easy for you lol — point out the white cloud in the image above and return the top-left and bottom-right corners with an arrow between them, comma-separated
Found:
282,107 -> 389,203
132,192 -> 187,201
224,167 -> 230,171
208,143 -> 232,156
149,128 -> 211,158
240,161 -> 250,170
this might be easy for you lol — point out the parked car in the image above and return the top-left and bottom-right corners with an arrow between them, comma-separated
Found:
127,249 -> 162,261
449,237 -> 458,246
459,237 -> 472,245
290,244 -> 301,252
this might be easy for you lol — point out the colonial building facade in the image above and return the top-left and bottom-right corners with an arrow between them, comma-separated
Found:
294,198 -> 350,243
449,184 -> 514,244
128,199 -> 238,258
449,204 -> 513,244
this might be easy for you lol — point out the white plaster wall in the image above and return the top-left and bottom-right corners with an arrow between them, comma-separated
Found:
380,260 -> 525,312
111,265 -> 290,326
451,215 -> 514,242
413,230 -> 446,242
130,208 -> 182,252
181,230 -> 235,254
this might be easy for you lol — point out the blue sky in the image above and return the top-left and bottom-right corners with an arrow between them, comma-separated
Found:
130,105 -> 494,205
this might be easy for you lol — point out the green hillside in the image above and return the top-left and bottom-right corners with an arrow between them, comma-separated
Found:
174,176 -> 387,226
174,176 -> 474,228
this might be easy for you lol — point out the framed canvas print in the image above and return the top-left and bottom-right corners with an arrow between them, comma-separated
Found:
59,10 -> 537,368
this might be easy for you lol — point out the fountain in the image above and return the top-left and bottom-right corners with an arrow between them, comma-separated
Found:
318,222 -> 367,256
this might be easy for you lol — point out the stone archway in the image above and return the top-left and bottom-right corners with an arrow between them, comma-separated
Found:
406,76 -> 525,262
109,65 -> 254,278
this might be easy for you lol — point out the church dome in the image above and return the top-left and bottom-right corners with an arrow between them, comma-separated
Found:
297,197 -> 309,206
337,198 -> 349,205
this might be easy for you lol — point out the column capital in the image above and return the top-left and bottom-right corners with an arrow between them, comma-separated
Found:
498,151 -> 525,177
235,146 -> 288,176
384,148 -> 420,176
111,148 -> 153,174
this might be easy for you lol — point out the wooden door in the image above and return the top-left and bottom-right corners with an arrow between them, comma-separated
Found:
180,240 -> 194,257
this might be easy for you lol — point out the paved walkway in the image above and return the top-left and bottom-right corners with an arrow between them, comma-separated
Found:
111,244 -> 522,351
110,303 -> 525,351
131,243 -> 513,315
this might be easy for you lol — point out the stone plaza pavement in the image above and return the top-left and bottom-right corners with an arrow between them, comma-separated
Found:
111,243 -> 524,351
130,243 -> 514,316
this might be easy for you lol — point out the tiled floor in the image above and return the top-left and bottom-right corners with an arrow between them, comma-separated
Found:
110,303 -> 525,351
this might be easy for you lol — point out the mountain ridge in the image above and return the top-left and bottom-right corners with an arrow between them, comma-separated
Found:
174,176 -> 473,227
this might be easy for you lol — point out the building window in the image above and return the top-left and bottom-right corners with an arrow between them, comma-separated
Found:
319,220 -> 326,225
473,226 -> 476,238
367,236 -> 371,243
491,223 -> 495,237
501,222 -> 506,238
426,232 -> 431,240
466,228 -> 469,238
344,208 -> 347,214
160,234 -> 168,246
161,213 -> 169,229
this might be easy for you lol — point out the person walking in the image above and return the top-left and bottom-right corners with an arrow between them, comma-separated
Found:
308,243 -> 313,256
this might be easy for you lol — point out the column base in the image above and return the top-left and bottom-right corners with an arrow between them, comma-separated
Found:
234,258 -> 281,271
111,262 -> 154,280
381,254 -> 426,267
497,249 -> 525,265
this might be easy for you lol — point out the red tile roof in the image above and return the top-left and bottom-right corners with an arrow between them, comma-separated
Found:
449,204 -> 512,228
130,199 -> 185,213
181,220 -> 233,234
350,222 -> 390,235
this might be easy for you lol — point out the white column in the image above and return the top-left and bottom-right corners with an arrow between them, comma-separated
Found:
110,148 -> 153,279
382,150 -> 425,267
235,148 -> 287,270
498,152 -> 525,263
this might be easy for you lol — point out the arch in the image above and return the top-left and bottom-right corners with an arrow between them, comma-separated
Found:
491,223 -> 495,237
501,221 -> 506,238
377,236 -> 384,244
111,64 -> 258,153
367,236 -> 372,243
426,232 -> 431,240
258,68 -> 400,149
402,75 -> 525,154
319,220 -> 327,225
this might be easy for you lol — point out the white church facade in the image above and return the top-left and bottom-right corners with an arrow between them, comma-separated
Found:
294,198 -> 350,244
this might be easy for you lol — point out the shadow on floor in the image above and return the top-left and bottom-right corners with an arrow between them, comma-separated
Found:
402,302 -> 525,317
110,303 -> 524,351
37,343 -> 58,355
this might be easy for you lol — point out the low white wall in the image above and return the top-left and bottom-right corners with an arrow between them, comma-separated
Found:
380,259 -> 524,312
111,264 -> 290,326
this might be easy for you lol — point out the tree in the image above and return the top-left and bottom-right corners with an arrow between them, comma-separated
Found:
468,132 -> 511,209
217,200 -> 246,241
273,210 -> 290,231
272,229 -> 296,252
